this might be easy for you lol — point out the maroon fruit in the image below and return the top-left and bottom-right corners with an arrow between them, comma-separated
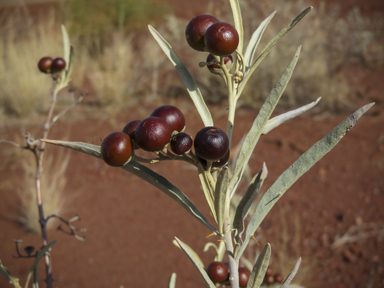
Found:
265,266 -> 273,277
150,105 -> 185,133
204,22 -> 239,56
135,117 -> 172,152
274,272 -> 283,284
264,274 -> 275,285
206,262 -> 229,283
194,126 -> 229,161
206,53 -> 233,74
123,120 -> 141,140
101,132 -> 133,167
51,57 -> 66,72
170,133 -> 193,155
238,267 -> 250,288
38,57 -> 53,73
185,14 -> 219,51
197,148 -> 230,169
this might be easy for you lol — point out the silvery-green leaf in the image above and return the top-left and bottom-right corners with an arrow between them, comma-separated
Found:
238,7 -> 312,97
58,25 -> 74,90
229,0 -> 244,53
214,167 -> 230,235
25,240 -> 57,288
230,47 -> 301,193
42,139 -> 218,234
262,97 -> 321,135
236,103 -> 375,260
148,25 -> 213,127
168,273 -> 176,288
280,257 -> 302,288
246,243 -> 271,288
174,237 -> 216,288
0,260 -> 21,288
244,11 -> 276,73
233,163 -> 267,240
198,168 -> 217,224
173,240 -> 204,268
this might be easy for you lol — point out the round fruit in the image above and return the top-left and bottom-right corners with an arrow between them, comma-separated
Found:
38,57 -> 53,73
123,120 -> 141,140
204,22 -> 239,56
264,274 -> 275,285
24,245 -> 35,255
265,266 -> 273,277
197,148 -> 230,169
238,267 -> 250,288
101,132 -> 133,167
206,262 -> 229,283
206,54 -> 233,74
274,272 -> 283,284
51,57 -> 66,72
194,126 -> 229,161
135,117 -> 172,152
170,133 -> 193,155
185,14 -> 219,51
150,105 -> 185,133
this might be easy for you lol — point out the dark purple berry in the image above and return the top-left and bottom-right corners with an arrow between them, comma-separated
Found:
101,132 -> 133,167
170,133 -> 193,155
38,57 -> 53,73
150,105 -> 185,133
135,117 -> 172,152
206,54 -> 233,74
185,14 -> 219,51
238,267 -> 250,287
204,22 -> 239,56
51,57 -> 66,72
206,262 -> 229,284
194,126 -> 229,161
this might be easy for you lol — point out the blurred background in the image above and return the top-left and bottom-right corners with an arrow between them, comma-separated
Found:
0,0 -> 383,287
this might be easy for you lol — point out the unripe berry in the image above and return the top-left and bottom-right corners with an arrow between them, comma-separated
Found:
185,14 -> 219,51
150,105 -> 185,133
206,262 -> 228,283
101,132 -> 133,167
194,126 -> 229,161
204,22 -> 239,56
135,117 -> 172,152
170,133 -> 193,155
238,267 -> 250,287
51,57 -> 66,72
38,57 -> 53,73
206,54 -> 233,74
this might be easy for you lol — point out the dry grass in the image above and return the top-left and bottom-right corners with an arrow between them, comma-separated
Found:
15,149 -> 71,233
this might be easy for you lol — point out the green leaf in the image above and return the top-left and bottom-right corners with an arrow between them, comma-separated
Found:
244,11 -> 276,72
42,139 -> 218,234
233,163 -> 267,240
262,97 -> 321,135
168,273 -> 176,288
25,240 -> 57,288
230,47 -> 301,194
174,237 -> 216,288
214,167 -> 230,235
148,25 -> 213,127
0,260 -> 22,288
57,25 -> 74,90
246,243 -> 271,288
228,0 -> 244,53
173,240 -> 204,268
238,7 -> 312,97
281,257 -> 302,288
236,103 -> 375,260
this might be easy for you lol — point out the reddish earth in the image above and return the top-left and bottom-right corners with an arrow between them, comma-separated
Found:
1,1 -> 384,288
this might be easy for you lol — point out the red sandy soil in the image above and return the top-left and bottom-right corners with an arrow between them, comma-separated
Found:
1,1 -> 384,288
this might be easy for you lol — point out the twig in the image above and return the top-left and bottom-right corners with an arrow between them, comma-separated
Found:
46,214 -> 86,242
49,92 -> 85,127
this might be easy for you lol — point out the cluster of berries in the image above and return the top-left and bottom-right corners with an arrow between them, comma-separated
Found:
263,266 -> 283,286
206,262 -> 250,287
185,14 -> 238,74
100,105 -> 230,168
38,57 -> 66,74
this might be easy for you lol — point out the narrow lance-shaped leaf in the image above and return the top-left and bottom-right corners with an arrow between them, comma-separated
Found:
173,240 -> 204,268
228,0 -> 244,53
175,237 -> 216,288
280,257 -> 302,288
230,47 -> 301,194
0,260 -> 22,288
214,167 -> 230,235
246,243 -> 271,288
238,7 -> 312,97
42,139 -> 218,234
233,163 -> 267,240
244,11 -> 276,72
262,97 -> 321,135
148,25 -> 213,127
25,240 -> 57,288
168,273 -> 176,288
236,103 -> 375,261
